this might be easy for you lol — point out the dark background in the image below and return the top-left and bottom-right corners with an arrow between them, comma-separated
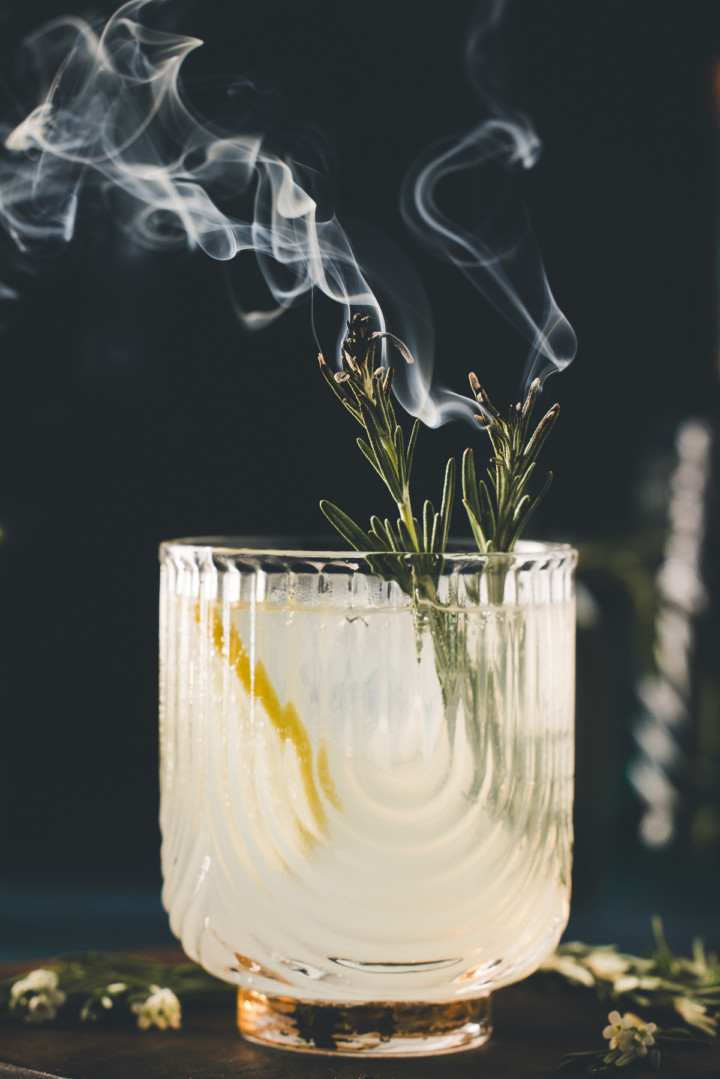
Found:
0,0 -> 718,956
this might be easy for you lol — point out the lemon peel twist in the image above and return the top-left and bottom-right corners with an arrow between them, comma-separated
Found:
197,603 -> 341,840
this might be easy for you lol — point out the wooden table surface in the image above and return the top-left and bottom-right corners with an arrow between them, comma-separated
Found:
1,979 -> 718,1079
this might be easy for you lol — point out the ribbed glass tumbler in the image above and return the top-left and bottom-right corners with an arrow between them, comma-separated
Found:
159,539 -> 576,1056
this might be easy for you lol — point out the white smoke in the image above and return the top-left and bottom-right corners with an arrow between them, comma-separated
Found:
0,0 -> 574,427
0,6 -> 388,345
400,0 -> 577,396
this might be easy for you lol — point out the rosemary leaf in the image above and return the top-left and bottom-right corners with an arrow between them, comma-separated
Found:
393,424 -> 407,487
512,493 -> 530,523
439,457 -> 456,552
509,460 -> 537,502
523,403 -> 560,460
405,417 -> 420,476
357,436 -> 387,481
462,498 -> 488,552
319,500 -> 377,552
396,515 -> 417,553
382,518 -> 402,552
356,396 -> 404,502
422,500 -> 435,551
461,448 -> 483,523
478,479 -> 497,537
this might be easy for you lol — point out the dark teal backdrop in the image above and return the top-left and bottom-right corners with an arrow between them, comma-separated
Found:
0,0 -> 718,954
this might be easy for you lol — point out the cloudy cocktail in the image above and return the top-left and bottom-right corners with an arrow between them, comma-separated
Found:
159,540 -> 575,1054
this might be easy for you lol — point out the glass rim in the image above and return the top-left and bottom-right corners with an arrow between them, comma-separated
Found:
160,536 -> 577,567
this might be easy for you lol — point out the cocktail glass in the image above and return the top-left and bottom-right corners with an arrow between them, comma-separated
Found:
159,538 -> 576,1055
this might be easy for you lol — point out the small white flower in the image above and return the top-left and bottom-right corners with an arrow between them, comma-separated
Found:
603,1010 -> 631,1049
9,969 -> 66,1024
130,985 -> 181,1031
603,1011 -> 656,1065
10,969 -> 58,1001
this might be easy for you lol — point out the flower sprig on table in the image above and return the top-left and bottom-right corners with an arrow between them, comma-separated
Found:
538,919 -> 719,1073
560,1009 -> 706,1073
1,952 -> 231,1031
3,919 -> 716,1076
540,918 -> 720,1038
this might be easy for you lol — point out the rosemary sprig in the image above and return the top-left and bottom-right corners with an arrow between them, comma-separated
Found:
319,314 -> 560,636
462,372 -> 559,554
319,313 -> 455,601
320,316 -> 560,580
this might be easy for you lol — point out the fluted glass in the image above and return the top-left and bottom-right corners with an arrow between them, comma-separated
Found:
159,539 -> 576,1054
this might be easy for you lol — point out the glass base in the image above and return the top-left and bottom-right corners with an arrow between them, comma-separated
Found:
236,989 -> 492,1055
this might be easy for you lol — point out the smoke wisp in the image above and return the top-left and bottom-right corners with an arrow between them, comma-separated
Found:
0,0 -> 575,426
401,0 -> 576,395
0,6 -> 386,336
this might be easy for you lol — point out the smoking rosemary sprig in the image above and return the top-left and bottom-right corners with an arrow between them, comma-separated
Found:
462,373 -> 559,554
319,313 -> 455,600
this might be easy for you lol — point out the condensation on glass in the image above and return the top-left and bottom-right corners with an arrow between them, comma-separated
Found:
159,539 -> 576,1055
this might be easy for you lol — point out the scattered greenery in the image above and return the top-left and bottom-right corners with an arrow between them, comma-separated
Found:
0,953 -> 230,1030
560,1014 -> 707,1074
3,922 -> 716,1078
538,919 -> 719,1073
540,918 -> 720,1038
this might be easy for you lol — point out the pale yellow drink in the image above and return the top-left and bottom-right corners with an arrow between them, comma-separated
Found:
159,541 -> 575,1049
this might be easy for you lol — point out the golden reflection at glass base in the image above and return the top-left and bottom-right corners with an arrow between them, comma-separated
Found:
236,988 -> 492,1056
